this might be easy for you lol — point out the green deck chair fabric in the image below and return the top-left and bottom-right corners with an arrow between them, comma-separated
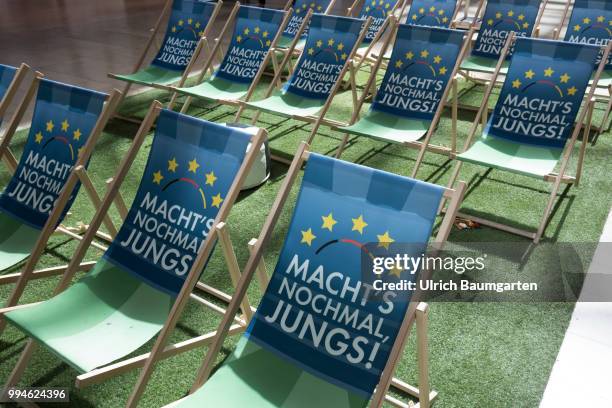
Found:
592,70 -> 612,88
337,110 -> 430,143
178,77 -> 251,102
460,55 -> 509,74
246,91 -> 325,118
175,337 -> 368,408
5,260 -> 172,372
457,134 -> 562,177
0,211 -> 40,271
110,66 -> 184,88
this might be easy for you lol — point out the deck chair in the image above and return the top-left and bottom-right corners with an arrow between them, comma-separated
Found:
129,146 -> 466,408
558,0 -> 612,133
444,34 -> 609,243
240,13 -> 370,162
108,0 -> 222,112
277,0 -> 339,50
459,0 -> 547,77
0,79 -> 121,298
0,63 -> 30,127
333,22 -> 469,179
2,105 -> 266,395
170,5 -> 291,115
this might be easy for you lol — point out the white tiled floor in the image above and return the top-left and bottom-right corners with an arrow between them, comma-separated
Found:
540,210 -> 612,407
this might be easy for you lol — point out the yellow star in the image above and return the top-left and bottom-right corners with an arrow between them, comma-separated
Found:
321,212 -> 337,231
301,228 -> 316,246
237,35 -> 242,42
439,66 -> 447,75
525,69 -> 535,79
205,171 -> 217,186
574,24 -> 581,31
507,10 -> 514,17
438,9 -> 444,15
168,157 -> 178,172
377,231 -> 394,249
405,51 -> 414,59
351,215 -> 368,234
211,193 -> 224,208
337,42 -> 344,51
316,5 -> 322,10
366,6 -> 371,11
188,158 -> 200,173
328,38 -> 335,46
46,120 -> 54,132
567,86 -> 577,96
487,19 -> 494,25
35,131 -> 43,143
522,22 -> 529,29
583,17 -> 591,24
266,40 -> 271,47
420,50 -> 429,58
178,19 -> 184,26
496,12 -> 502,19
341,53 -> 347,60
512,78 -> 522,88
187,18 -> 193,24
316,40 -> 323,47
518,14 -> 524,21
442,16 -> 448,23
172,26 -> 177,32
412,14 -> 417,20
73,129 -> 81,140
560,73 -> 570,83
395,60 -> 403,68
310,2 -> 315,7
433,55 -> 441,64
254,26 -> 260,33
153,170 -> 164,185
597,16 -> 605,23
195,22 -> 201,28
544,67 -> 554,77
429,6 -> 435,12
308,47 -> 314,55
388,264 -> 403,278
244,28 -> 250,35
263,31 -> 268,38
419,7 -> 424,13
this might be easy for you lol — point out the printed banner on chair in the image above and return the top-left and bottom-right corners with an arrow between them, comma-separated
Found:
0,79 -> 106,229
0,64 -> 17,102
372,24 -> 464,121
152,0 -> 216,71
563,0 -> 612,68
284,15 -> 363,99
357,0 -> 398,43
246,154 -> 445,397
486,38 -> 599,148
282,0 -> 333,40
214,6 -> 285,84
407,0 -> 458,28
103,110 -> 251,296
472,0 -> 541,59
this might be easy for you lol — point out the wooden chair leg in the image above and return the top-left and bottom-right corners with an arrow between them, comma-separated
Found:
416,302 -> 431,408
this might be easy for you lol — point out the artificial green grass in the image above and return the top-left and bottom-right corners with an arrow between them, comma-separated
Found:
0,71 -> 610,408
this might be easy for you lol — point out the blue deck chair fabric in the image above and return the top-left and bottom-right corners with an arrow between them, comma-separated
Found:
357,0 -> 399,43
103,110 -> 252,296
459,37 -> 600,177
279,0 -> 334,47
0,64 -> 17,104
198,154 -> 446,403
563,0 -> 612,82
0,79 -> 106,271
4,111 -> 253,372
339,24 -> 464,143
407,0 -> 458,27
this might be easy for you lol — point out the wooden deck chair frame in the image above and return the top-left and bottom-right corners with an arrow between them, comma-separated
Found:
110,0 -> 223,120
167,2 -> 294,116
0,63 -> 31,129
0,82 -> 124,315
238,12 -> 372,164
443,33 -> 611,243
137,142 -> 467,408
2,100 -> 268,394
333,18 -> 473,180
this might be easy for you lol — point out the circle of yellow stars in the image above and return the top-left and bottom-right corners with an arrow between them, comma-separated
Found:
411,5 -> 449,24
487,10 -> 530,30
574,16 -> 612,32
34,118 -> 84,157
394,49 -> 447,75
364,0 -> 393,17
152,157 -> 224,208
511,68 -> 577,96
171,18 -> 205,37
296,1 -> 323,14
236,26 -> 272,47
307,38 -> 348,60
